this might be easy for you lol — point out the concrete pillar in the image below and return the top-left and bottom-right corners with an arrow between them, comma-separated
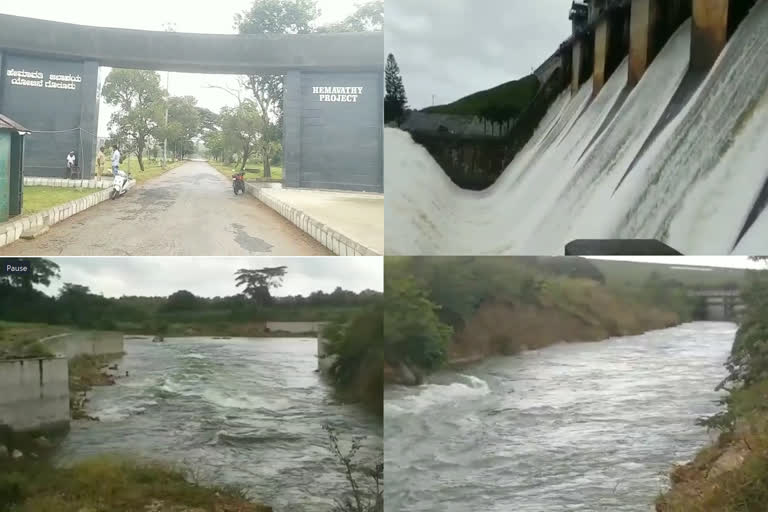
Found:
79,60 -> 99,179
572,39 -> 586,93
593,17 -> 612,94
282,70 -> 301,188
690,0 -> 730,71
629,0 -> 660,87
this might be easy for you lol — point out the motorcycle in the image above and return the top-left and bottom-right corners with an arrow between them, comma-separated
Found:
110,169 -> 133,200
232,171 -> 246,195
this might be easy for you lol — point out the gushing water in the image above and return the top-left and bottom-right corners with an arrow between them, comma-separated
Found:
56,338 -> 382,512
385,1 -> 768,255
385,323 -> 735,511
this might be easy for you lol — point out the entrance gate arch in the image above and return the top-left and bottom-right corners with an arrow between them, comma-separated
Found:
0,14 -> 383,192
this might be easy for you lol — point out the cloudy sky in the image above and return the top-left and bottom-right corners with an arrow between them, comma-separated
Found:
0,0 -> 360,136
386,0 -> 572,109
36,257 -> 382,298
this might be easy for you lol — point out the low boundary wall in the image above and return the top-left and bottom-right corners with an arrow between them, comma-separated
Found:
0,181 -> 135,248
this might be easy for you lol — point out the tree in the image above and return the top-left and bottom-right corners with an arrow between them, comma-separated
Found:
384,54 -> 408,124
163,290 -> 202,312
235,266 -> 288,305
317,1 -> 383,32
0,258 -> 60,289
235,0 -> 320,178
383,265 -> 452,371
160,96 -> 202,160
219,102 -> 265,171
102,69 -> 166,171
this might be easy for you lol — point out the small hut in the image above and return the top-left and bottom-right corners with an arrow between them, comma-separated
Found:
0,114 -> 30,223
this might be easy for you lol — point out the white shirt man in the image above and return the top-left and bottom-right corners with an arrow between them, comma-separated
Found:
111,148 -> 121,175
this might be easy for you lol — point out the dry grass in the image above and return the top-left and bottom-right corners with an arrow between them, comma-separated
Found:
0,456 -> 272,512
658,381 -> 768,512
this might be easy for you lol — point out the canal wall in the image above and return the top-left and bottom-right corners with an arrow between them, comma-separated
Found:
0,330 -> 123,433
41,331 -> 124,358
0,357 -> 69,433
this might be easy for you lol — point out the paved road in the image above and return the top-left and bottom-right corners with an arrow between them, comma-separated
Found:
0,161 -> 330,256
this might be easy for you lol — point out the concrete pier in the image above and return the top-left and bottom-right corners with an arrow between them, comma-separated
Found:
593,17 -> 613,93
690,0 -> 731,71
629,0 -> 660,86
572,38 -> 591,93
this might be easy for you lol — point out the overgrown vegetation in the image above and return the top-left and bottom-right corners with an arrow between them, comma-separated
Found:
383,257 -> 713,382
658,262 -> 768,511
323,304 -> 383,416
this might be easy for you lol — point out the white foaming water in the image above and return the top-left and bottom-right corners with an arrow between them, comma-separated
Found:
384,374 -> 490,417
60,337 -> 382,512
386,2 -> 768,254
385,323 -> 735,512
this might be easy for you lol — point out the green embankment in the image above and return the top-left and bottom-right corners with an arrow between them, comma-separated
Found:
657,269 -> 768,511
422,74 -> 540,121
383,257 -> 709,384
0,321 -> 65,359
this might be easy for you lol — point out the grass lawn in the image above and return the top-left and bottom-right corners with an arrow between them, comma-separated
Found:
21,187 -> 94,215
209,160 -> 283,181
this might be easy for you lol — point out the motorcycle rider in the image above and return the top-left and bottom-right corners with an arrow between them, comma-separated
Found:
111,144 -> 121,176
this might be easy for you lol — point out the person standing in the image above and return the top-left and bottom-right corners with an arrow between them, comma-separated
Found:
66,151 -> 76,179
111,145 -> 121,176
96,146 -> 106,181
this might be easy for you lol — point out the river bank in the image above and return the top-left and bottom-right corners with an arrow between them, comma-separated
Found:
656,269 -> 768,511
385,277 -> 681,386
656,383 -> 768,511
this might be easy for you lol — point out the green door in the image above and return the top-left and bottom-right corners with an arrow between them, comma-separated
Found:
0,131 -> 10,223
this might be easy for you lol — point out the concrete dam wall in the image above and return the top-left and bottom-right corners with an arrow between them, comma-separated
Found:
385,0 -> 768,255
0,357 -> 69,433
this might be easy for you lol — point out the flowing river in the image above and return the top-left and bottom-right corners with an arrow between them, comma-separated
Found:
384,322 -> 736,512
56,337 -> 383,512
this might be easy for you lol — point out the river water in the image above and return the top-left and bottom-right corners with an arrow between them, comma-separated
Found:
384,322 -> 736,512
56,337 -> 383,512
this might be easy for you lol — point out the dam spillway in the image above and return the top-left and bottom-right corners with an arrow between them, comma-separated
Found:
385,0 -> 768,255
